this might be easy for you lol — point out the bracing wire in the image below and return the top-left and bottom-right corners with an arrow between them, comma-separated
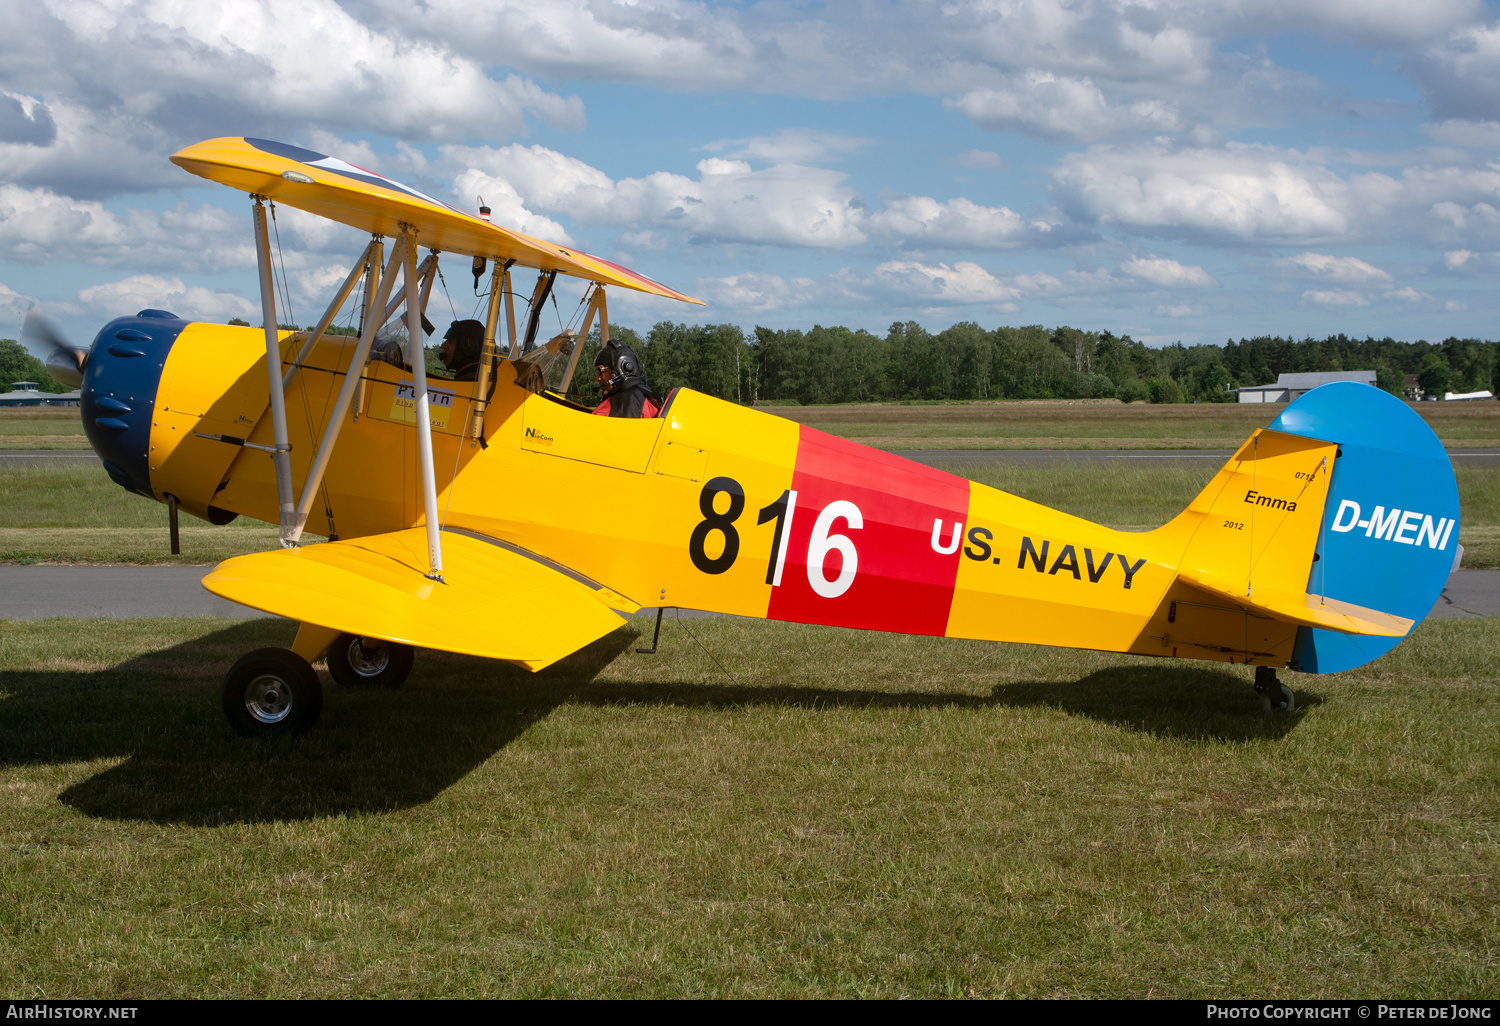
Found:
436,263 -> 458,323
564,286 -> 593,335
268,201 -> 296,329
440,399 -> 472,531
672,609 -> 742,686
290,253 -> 367,543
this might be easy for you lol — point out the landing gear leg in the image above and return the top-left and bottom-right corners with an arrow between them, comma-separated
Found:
636,607 -> 665,655
1253,665 -> 1296,713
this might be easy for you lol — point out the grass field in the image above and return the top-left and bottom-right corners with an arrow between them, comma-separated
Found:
3,402 -> 1496,998
0,614 -> 1495,997
11,398 -> 1500,452
768,397 -> 1500,450
0,409 -> 91,450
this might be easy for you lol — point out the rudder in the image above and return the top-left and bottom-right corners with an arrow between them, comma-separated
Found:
1273,383 -> 1460,673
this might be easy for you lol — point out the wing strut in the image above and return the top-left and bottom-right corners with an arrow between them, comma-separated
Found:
401,223 -> 446,581
252,196 -> 300,546
285,235 -> 402,545
471,258 -> 512,443
559,285 -> 606,395
282,237 -> 378,393
379,252 -> 437,329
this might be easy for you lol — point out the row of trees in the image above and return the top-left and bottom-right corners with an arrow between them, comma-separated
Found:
0,340 -> 66,393
7,323 -> 1497,405
562,322 -> 1498,407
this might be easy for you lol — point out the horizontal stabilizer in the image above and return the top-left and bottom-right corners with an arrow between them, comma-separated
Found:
1179,568 -> 1414,638
202,527 -> 641,671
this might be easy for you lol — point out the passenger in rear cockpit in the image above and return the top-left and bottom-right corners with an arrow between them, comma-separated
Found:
438,319 -> 484,382
592,341 -> 661,418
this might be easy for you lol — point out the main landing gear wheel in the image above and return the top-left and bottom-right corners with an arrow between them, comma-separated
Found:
1253,665 -> 1296,713
325,634 -> 414,690
222,648 -> 323,737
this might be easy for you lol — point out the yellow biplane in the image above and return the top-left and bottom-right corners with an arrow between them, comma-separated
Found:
42,136 -> 1461,735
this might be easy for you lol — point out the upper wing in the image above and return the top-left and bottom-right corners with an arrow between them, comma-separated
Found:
170,136 -> 703,305
201,527 -> 642,672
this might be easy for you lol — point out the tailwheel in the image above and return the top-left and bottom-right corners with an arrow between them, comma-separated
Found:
1253,665 -> 1296,713
325,633 -> 414,690
222,648 -> 323,737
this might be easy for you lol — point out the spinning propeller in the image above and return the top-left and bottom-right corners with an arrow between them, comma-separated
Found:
21,306 -> 88,388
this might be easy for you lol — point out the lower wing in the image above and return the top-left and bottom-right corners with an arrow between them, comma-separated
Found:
201,527 -> 641,671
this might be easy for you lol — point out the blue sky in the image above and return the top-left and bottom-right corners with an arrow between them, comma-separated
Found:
4,0 -> 1500,350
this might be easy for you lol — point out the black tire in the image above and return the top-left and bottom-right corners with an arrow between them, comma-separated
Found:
222,647 -> 323,737
1259,683 -> 1297,713
325,633 -> 414,690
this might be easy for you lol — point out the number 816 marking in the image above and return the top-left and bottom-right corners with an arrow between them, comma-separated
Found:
689,477 -> 861,599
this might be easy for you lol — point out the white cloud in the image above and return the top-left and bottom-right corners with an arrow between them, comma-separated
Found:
1423,119 -> 1500,149
1155,303 -> 1203,317
450,170 -> 574,243
0,280 -> 26,329
444,142 -> 1065,253
706,129 -> 871,165
693,272 -> 829,314
74,275 -> 256,323
1119,256 -> 1217,287
0,185 -> 255,270
868,196 -> 1030,249
445,143 -> 871,249
1445,249 -> 1474,268
1384,287 -> 1431,302
349,0 -> 760,91
1447,299 -> 1469,310
0,0 -> 584,198
872,261 -> 1030,308
1406,22 -> 1500,123
1053,142 -> 1357,242
1303,288 -> 1369,307
948,74 -> 1179,142
1052,141 -> 1500,248
1277,252 -> 1392,283
0,183 -> 376,277
1229,0 -> 1480,46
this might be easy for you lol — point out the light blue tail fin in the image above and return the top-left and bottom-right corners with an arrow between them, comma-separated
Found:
1273,382 -> 1460,673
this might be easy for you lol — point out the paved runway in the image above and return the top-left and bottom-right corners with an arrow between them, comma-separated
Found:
0,564 -> 1493,622
0,450 -> 99,463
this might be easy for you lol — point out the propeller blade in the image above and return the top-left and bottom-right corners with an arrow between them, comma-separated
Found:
21,307 -> 87,388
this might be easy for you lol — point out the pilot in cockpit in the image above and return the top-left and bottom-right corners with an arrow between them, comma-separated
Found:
438,319 -> 484,382
592,341 -> 661,418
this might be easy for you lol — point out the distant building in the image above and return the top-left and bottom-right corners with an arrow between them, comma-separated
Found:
0,384 -> 81,407
1236,370 -> 1377,404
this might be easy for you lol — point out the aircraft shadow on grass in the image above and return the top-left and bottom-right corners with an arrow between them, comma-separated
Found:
0,620 -> 1311,826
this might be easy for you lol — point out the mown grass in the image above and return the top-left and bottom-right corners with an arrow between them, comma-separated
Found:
0,463 -> 275,564
12,399 -> 1500,452
0,614 -> 1495,997
0,409 -> 89,450
769,398 -> 1500,449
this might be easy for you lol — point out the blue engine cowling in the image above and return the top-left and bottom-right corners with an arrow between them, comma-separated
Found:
79,309 -> 189,499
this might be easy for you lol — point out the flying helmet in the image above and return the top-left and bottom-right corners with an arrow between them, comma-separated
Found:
594,341 -> 644,382
442,319 -> 484,370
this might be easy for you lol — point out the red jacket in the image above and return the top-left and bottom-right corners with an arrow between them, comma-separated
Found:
593,396 -> 660,418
